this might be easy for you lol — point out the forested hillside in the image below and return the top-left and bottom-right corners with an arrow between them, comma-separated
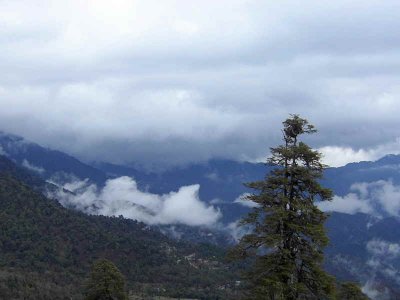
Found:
0,162 -> 242,299
2,133 -> 400,298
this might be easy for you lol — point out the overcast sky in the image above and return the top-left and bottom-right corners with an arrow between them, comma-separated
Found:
1,0 -> 400,168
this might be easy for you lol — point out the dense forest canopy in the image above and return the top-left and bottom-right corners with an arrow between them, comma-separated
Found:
0,158 -> 242,299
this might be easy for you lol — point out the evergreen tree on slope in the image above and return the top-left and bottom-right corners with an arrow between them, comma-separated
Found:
233,115 -> 335,299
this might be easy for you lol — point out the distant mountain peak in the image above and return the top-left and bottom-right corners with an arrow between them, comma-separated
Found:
0,130 -> 108,185
0,131 -> 26,144
376,154 -> 400,165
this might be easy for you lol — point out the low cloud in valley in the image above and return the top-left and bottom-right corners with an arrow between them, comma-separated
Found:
319,180 -> 400,217
50,176 -> 221,227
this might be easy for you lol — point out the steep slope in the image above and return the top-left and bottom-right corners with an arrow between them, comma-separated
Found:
0,171 -> 241,299
0,154 -> 46,191
0,132 -> 107,185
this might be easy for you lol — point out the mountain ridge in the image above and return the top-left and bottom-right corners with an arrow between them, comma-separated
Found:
2,131 -> 400,298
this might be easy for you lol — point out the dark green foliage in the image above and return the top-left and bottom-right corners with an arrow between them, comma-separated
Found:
85,259 -> 128,300
338,282 -> 369,300
0,155 -> 46,191
0,268 -> 81,300
232,115 -> 336,299
0,171 -> 241,299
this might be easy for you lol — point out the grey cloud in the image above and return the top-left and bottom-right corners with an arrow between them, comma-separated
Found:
1,1 -> 400,167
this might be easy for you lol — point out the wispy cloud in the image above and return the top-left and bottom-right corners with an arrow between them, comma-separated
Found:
22,159 -> 45,174
233,193 -> 259,208
362,239 -> 400,299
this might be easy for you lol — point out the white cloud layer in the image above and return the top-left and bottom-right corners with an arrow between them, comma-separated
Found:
50,176 -> 221,226
318,193 -> 374,215
319,180 -> 400,217
2,1 -> 400,166
319,138 -> 400,167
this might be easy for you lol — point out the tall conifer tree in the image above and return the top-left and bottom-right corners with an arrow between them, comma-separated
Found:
233,115 -> 335,299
